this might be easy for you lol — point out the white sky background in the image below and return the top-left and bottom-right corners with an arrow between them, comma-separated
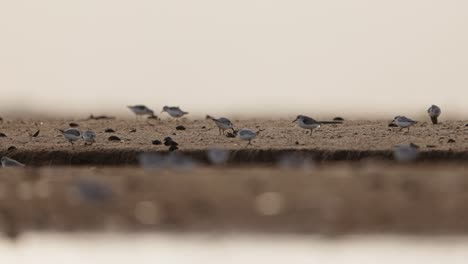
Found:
1,0 -> 468,118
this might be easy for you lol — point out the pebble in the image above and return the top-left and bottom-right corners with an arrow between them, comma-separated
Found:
176,125 -> 186,131
448,139 -> 456,143
31,130 -> 40,137
0,133 -> 7,137
152,140 -> 162,145
333,117 -> 344,121
108,136 -> 121,142
69,123 -> 79,127
105,128 -> 116,133
130,128 -> 137,133
7,146 -> 17,151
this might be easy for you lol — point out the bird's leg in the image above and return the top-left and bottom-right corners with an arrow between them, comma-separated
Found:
219,128 -> 222,135
310,129 -> 313,136
407,127 -> 410,132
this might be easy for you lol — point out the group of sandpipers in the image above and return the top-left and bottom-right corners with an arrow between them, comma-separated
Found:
1,104 -> 442,167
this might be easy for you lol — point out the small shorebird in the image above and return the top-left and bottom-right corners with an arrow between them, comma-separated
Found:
58,128 -> 82,147
1,157 -> 25,168
237,128 -> 261,146
292,115 -> 342,136
391,116 -> 417,132
161,106 -> 188,119
206,115 -> 234,135
82,130 -> 96,145
127,105 -> 154,119
427,105 -> 441,124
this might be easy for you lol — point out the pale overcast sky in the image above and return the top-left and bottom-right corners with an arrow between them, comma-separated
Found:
1,0 -> 468,118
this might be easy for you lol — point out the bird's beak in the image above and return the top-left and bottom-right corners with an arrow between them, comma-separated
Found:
292,118 -> 298,123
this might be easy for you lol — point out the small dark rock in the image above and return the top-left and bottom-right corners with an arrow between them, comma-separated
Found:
426,145 -> 437,148
69,123 -> 79,127
465,124 -> 468,127
7,146 -> 16,151
448,139 -> 456,143
108,136 -> 121,142
168,145 -> 179,152
172,133 -> 176,136
164,136 -> 173,142
295,141 -> 299,145
388,123 -> 398,127
333,117 -> 344,121
32,130 -> 40,137
130,128 -> 137,133
0,133 -> 6,137
104,128 -> 115,133
176,125 -> 186,130
225,132 -> 236,138
201,126 -> 206,129
152,140 -> 162,145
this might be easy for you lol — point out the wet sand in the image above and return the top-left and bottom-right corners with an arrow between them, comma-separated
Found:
0,118 -> 467,165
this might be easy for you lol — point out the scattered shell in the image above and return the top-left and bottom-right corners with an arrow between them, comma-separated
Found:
69,123 -> 79,127
108,136 -> 121,142
176,125 -> 186,130
31,130 -> 40,137
152,140 -> 162,145
104,128 -> 115,133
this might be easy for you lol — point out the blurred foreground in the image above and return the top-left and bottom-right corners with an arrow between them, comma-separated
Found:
1,164 -> 468,238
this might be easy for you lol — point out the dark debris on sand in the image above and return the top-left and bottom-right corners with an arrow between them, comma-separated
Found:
86,115 -> 115,120
69,123 -> 79,127
152,140 -> 162,145
0,132 -> 7,137
176,125 -> 186,131
108,136 -> 121,142
105,128 -> 116,133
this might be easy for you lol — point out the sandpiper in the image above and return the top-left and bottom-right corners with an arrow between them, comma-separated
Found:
127,105 -> 154,119
206,115 -> 234,135
83,130 -> 97,145
1,157 -> 25,168
391,116 -> 418,132
58,128 -> 82,147
427,105 -> 441,124
161,106 -> 188,119
237,128 -> 260,146
292,115 -> 342,136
